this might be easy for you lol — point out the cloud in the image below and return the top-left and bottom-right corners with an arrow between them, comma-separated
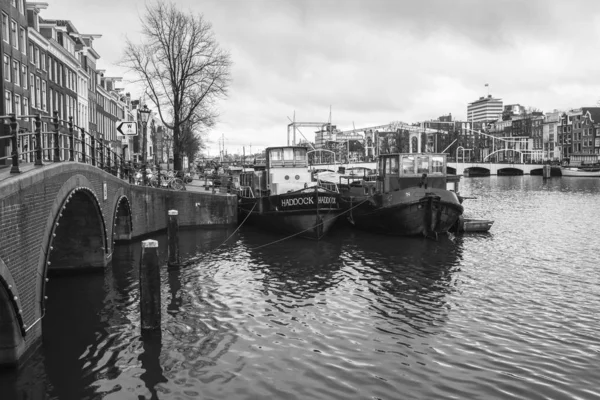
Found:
45,0 -> 600,155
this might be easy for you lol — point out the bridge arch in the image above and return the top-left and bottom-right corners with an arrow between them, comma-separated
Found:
112,194 -> 133,244
46,186 -> 108,274
0,257 -> 26,364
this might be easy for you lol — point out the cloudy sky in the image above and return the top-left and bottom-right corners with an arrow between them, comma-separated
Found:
45,0 -> 600,156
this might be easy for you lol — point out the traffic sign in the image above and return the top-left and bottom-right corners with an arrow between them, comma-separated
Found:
117,121 -> 138,136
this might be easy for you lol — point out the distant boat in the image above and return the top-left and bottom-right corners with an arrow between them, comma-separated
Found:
237,146 -> 344,240
320,152 -> 464,238
560,166 -> 600,177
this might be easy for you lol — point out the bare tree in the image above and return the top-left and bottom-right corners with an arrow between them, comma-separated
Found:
122,1 -> 231,171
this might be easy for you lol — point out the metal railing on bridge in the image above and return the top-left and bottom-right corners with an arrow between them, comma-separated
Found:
0,112 -> 137,181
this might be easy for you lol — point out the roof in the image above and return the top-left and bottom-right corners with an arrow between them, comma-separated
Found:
581,107 -> 600,123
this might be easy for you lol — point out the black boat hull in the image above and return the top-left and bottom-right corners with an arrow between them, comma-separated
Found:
239,188 -> 343,240
344,187 -> 463,237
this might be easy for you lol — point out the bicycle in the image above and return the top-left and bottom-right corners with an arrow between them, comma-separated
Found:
159,170 -> 186,190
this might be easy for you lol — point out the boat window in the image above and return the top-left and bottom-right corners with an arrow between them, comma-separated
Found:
388,157 -> 399,174
283,148 -> 294,160
294,148 -> 306,160
431,156 -> 444,174
416,156 -> 429,174
402,156 -> 415,175
270,149 -> 282,160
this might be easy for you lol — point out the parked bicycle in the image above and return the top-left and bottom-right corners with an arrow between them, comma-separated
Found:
158,170 -> 186,190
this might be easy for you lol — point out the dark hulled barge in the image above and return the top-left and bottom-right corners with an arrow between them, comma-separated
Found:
335,153 -> 464,238
237,146 -> 344,240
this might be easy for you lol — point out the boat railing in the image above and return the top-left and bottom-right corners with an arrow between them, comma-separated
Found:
270,160 -> 309,168
237,185 -> 255,198
317,180 -> 339,193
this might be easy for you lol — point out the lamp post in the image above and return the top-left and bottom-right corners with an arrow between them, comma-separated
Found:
139,104 -> 152,184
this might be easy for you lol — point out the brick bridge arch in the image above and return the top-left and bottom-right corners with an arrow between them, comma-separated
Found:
0,162 -> 237,367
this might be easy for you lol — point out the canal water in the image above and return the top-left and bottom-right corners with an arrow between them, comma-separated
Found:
1,176 -> 599,400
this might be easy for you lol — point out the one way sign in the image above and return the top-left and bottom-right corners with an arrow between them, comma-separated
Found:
116,121 -> 138,136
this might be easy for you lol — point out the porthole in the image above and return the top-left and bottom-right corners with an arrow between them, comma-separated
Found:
295,175 -> 300,180
285,175 -> 290,180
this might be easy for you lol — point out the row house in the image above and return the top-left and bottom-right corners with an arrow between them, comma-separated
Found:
1,0 -> 29,162
0,1 -> 129,167
542,110 -> 561,160
531,115 -> 543,156
97,73 -> 121,153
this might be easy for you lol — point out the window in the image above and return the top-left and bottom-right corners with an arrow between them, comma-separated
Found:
23,97 -> 28,118
18,0 -> 23,14
19,27 -> 25,54
35,76 -> 41,109
5,90 -> 12,114
21,64 -> 26,88
29,73 -> 34,105
3,54 -> 9,81
41,80 -> 46,111
34,47 -> 39,68
401,156 -> 415,175
10,20 -> 17,49
431,156 -> 444,174
49,88 -> 53,114
14,94 -> 20,116
29,44 -> 33,62
416,156 -> 429,174
2,13 -> 8,43
12,60 -> 18,85
41,53 -> 45,71
389,156 -> 399,174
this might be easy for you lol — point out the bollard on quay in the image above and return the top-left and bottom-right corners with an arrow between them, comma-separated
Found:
140,239 -> 161,330
168,210 -> 180,267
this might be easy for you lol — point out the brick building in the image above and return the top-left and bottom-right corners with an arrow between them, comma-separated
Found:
1,0 -> 29,163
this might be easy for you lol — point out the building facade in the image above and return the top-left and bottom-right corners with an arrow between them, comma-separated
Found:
1,0 -> 29,163
467,95 -> 503,124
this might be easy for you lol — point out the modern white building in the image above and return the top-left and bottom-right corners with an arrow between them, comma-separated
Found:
467,95 -> 503,124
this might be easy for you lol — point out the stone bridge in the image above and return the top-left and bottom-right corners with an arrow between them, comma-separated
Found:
448,161 -> 545,176
0,162 -> 237,367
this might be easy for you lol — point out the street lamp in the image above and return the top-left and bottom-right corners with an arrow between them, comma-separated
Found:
139,104 -> 152,184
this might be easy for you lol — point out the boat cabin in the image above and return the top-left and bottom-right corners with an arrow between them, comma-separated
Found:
239,146 -> 314,196
377,153 -> 455,192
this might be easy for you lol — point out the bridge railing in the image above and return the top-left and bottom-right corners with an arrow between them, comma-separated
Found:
0,112 -> 128,180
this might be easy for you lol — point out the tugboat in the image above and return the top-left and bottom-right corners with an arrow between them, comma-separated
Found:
332,152 -> 464,238
237,146 -> 344,240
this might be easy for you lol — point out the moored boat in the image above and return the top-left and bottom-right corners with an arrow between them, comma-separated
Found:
560,166 -> 600,177
327,153 -> 463,238
237,146 -> 344,240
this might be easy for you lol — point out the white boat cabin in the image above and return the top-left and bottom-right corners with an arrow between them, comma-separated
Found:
239,146 -> 317,196
266,146 -> 314,195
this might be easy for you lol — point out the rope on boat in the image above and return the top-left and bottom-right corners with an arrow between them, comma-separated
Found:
214,201 -> 258,250
250,196 -> 372,250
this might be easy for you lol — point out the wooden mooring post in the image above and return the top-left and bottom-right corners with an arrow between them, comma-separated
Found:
140,239 -> 161,330
543,164 -> 552,179
168,210 -> 180,267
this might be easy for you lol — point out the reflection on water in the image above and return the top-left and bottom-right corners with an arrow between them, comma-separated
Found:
1,176 -> 600,399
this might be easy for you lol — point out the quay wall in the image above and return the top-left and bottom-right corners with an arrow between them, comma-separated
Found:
129,186 -> 238,238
